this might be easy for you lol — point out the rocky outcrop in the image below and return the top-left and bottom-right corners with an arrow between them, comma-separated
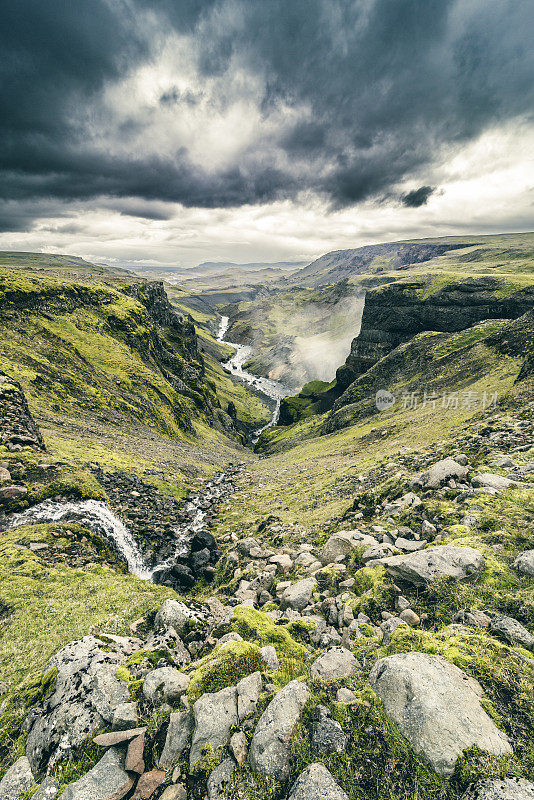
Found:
371,545 -> 485,587
0,372 -> 45,451
335,277 -> 534,392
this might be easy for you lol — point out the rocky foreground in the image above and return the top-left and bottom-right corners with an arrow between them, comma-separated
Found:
0,407 -> 533,800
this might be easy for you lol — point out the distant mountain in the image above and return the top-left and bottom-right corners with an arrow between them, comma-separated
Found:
193,260 -> 305,273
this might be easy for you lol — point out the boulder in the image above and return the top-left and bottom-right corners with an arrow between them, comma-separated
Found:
160,787 -> 187,800
189,686 -> 238,769
417,458 -> 468,489
25,636 -> 136,774
207,757 -> 235,800
513,550 -> 534,577
33,776 -> 59,799
374,545 -> 485,587
154,599 -> 204,638
112,702 -> 138,731
159,711 -> 193,770
0,756 -> 34,800
281,578 -> 317,611
60,747 -> 134,800
369,652 -> 512,776
236,671 -> 262,719
471,474 -> 518,492
310,647 -> 360,681
383,492 -> 422,516
288,763 -> 349,800
143,667 -> 190,703
319,530 -> 375,565
460,779 -> 534,799
489,614 -> 534,651
249,680 -> 310,781
260,646 -> 279,670
310,705 -> 347,755
131,769 -> 166,799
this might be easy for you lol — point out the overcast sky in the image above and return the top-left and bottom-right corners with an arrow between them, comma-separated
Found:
1,0 -> 533,268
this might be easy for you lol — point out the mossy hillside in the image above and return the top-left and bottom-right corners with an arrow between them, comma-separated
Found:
230,605 -> 309,660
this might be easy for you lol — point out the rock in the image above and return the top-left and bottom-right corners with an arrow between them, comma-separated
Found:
217,632 -> 243,645
418,458 -> 468,489
236,671 -> 262,719
513,550 -> 534,577
453,609 -> 491,628
143,667 -> 190,703
422,520 -> 437,536
154,599 -> 204,638
460,778 -> 534,799
281,577 -> 317,611
260,646 -> 279,670
380,617 -> 408,645
375,545 -> 485,587
0,467 -> 11,482
131,769 -> 166,799
0,756 -> 34,800
189,686 -> 238,769
60,747 -> 134,800
93,727 -> 145,747
310,647 -> 360,681
0,484 -> 28,500
399,609 -> 420,626
159,711 -> 194,770
489,614 -> 534,650
25,636 -> 135,774
112,702 -> 138,731
369,652 -> 512,777
207,758 -> 235,800
471,473 -> 518,492
288,763 -> 349,800
310,704 -> 347,755
125,733 -> 145,773
160,787 -> 187,800
319,530 -> 373,565
383,492 -> 421,516
249,680 -> 310,781
33,776 -> 59,799
230,731 -> 248,766
362,543 -> 396,561
269,554 -> 293,573
337,688 -> 356,703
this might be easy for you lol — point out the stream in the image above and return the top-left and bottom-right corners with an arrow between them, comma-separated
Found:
217,315 -> 291,441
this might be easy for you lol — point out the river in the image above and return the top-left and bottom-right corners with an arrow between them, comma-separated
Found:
217,315 -> 291,442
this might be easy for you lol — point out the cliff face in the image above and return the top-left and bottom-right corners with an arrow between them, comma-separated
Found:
336,276 -> 534,390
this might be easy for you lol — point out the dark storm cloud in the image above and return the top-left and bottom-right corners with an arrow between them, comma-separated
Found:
402,186 -> 435,208
1,0 -> 533,231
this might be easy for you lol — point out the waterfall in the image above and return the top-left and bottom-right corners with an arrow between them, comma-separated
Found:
5,499 -> 153,580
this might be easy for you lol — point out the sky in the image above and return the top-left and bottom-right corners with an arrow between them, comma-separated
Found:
1,0 -> 533,268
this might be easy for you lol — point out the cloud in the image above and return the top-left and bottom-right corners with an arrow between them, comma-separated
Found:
402,186 -> 435,208
0,0 -> 533,238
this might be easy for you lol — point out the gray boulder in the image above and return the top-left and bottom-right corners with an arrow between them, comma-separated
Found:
25,636 -> 138,774
33,777 -> 59,799
249,680 -> 310,781
310,705 -> 347,755
310,647 -> 360,681
319,530 -> 376,565
374,545 -> 485,587
207,757 -> 235,800
489,614 -> 534,651
143,667 -> 190,703
288,763 -> 349,800
513,550 -> 534,577
369,652 -> 511,776
460,779 -> 534,799
59,747 -> 133,800
471,474 -> 518,492
281,578 -> 317,611
417,457 -> 468,489
154,599 -> 205,638
159,711 -> 194,770
237,671 -> 262,719
189,686 -> 238,770
0,756 -> 34,800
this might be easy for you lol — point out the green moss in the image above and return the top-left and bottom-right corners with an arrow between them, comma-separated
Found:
115,667 -> 134,683
185,640 -> 265,702
230,605 -> 308,659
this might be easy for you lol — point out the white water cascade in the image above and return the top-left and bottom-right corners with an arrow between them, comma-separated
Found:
217,315 -> 291,441
5,499 -> 153,579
